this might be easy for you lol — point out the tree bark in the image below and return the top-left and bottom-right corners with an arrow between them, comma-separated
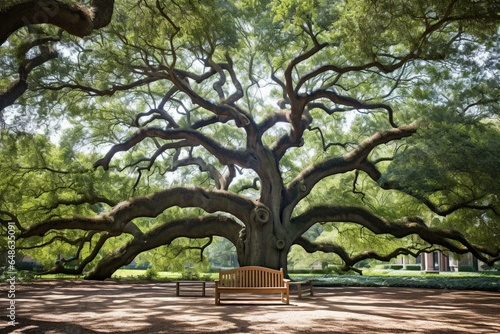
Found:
0,0 -> 115,45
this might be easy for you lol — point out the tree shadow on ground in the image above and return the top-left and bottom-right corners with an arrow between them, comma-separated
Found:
2,280 -> 499,334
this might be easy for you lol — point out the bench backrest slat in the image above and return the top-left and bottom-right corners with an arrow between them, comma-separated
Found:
218,266 -> 285,288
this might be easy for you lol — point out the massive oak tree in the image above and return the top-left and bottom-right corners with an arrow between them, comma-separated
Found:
1,0 -> 500,280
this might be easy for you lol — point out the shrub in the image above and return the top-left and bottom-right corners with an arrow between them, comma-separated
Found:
15,262 -> 34,271
17,270 -> 36,281
353,259 -> 372,268
144,267 -> 159,280
405,264 -> 421,271
311,275 -> 500,291
458,265 -> 477,272
481,262 -> 500,271
288,269 -> 331,275
324,266 -> 339,275
181,269 -> 200,280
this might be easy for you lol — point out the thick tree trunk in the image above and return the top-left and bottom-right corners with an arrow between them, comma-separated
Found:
237,240 -> 290,274
235,148 -> 291,272
235,197 -> 291,273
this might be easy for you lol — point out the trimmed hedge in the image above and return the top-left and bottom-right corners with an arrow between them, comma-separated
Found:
294,275 -> 500,291
405,264 -> 422,271
458,265 -> 477,272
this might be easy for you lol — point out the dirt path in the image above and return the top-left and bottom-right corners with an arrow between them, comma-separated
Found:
2,280 -> 500,333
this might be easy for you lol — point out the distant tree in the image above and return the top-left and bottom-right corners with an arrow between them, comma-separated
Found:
1,0 -> 499,280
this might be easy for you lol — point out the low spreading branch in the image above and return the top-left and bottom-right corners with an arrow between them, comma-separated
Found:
20,187 -> 257,239
295,236 -> 429,274
291,205 -> 500,266
85,215 -> 242,280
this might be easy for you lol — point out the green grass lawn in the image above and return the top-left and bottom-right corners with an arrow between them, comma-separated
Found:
112,269 -> 182,280
111,269 -> 218,281
108,268 -> 500,292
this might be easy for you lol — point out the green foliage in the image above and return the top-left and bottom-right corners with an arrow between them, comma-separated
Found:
288,244 -> 341,270
383,120 -> 500,200
135,237 -> 211,272
143,267 -> 159,280
0,267 -> 35,282
205,237 -> 238,268
381,112 -> 500,247
181,269 -> 200,280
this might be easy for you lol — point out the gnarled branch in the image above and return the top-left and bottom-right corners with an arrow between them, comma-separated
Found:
285,122 -> 419,207
295,236 -> 429,274
291,205 -> 500,265
0,0 -> 115,45
0,38 -> 58,111
86,214 -> 242,280
20,187 -> 257,239
93,127 -> 249,171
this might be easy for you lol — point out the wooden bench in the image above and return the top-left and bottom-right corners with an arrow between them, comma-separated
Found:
174,281 -> 206,297
215,266 -> 290,305
289,280 -> 313,298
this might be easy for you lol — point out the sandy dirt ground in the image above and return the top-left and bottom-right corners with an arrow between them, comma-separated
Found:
2,279 -> 499,334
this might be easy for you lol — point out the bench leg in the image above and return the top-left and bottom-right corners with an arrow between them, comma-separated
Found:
215,291 -> 220,305
281,291 -> 290,304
